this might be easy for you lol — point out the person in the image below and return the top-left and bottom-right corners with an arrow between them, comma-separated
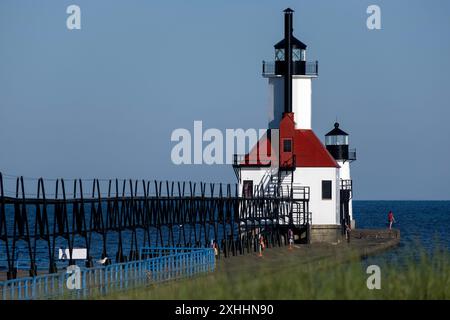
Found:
258,234 -> 265,257
388,210 -> 396,229
213,242 -> 219,259
345,223 -> 351,243
288,228 -> 294,249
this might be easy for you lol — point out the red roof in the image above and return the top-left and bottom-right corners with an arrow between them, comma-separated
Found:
237,131 -> 272,166
293,129 -> 339,167
237,128 -> 339,168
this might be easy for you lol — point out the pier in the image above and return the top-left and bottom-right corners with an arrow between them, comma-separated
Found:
0,172 -> 308,280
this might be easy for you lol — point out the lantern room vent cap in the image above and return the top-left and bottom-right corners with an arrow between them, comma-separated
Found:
325,122 -> 349,136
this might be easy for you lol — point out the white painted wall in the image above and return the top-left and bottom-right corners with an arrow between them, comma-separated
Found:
239,166 -> 341,226
337,160 -> 351,180
267,78 -> 283,130
293,167 -> 340,225
267,76 -> 313,130
292,77 -> 312,129
238,167 -> 275,196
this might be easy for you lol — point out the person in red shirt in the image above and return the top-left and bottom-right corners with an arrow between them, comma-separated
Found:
388,210 -> 396,229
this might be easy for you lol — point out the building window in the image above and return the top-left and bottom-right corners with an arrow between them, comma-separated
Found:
243,180 -> 253,198
322,180 -> 332,200
283,139 -> 292,152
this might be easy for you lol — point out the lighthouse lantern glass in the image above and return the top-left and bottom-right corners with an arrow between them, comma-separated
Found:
293,49 -> 301,61
275,48 -> 305,61
275,49 -> 285,61
325,135 -> 348,146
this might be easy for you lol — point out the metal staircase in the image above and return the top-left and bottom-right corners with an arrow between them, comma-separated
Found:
259,169 -> 311,225
254,167 -> 311,243
278,170 -> 293,198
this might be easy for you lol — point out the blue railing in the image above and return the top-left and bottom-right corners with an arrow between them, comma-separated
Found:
0,247 -> 215,300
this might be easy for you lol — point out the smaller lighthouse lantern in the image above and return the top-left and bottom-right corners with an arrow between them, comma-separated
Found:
325,122 -> 355,161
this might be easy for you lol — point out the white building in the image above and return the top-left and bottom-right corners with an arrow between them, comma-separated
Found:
232,8 -> 356,243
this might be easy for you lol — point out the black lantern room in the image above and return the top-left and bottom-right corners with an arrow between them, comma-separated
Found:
273,9 -> 308,76
325,122 -> 356,161
274,36 -> 307,75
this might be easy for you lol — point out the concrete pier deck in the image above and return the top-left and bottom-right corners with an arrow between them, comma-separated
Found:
213,228 -> 400,274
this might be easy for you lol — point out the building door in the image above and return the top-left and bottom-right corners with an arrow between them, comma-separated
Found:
242,180 -> 253,198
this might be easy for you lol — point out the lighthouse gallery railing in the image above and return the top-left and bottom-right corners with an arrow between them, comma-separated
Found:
262,60 -> 318,77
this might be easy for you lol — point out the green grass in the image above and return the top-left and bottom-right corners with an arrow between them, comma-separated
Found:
103,246 -> 450,300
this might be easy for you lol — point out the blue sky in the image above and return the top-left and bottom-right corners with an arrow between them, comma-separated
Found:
1,0 -> 449,200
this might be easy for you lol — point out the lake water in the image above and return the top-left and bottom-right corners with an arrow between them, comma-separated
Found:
1,201 -> 449,271
353,200 -> 450,265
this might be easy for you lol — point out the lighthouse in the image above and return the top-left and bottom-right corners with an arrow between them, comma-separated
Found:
233,8 -> 356,243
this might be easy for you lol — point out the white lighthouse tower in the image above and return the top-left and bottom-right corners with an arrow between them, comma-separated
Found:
265,8 -> 318,130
